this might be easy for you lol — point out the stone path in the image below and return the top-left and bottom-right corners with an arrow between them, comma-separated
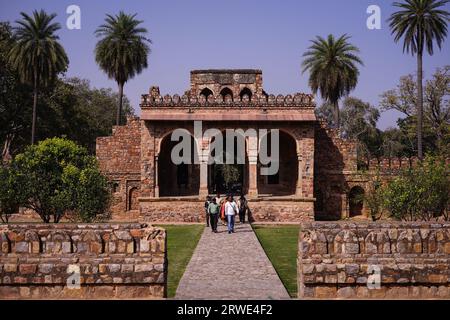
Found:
175,222 -> 290,299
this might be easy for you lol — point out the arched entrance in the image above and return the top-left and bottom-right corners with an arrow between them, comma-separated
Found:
257,130 -> 298,196
158,132 -> 200,196
349,186 -> 365,217
220,87 -> 233,102
128,187 -> 139,211
200,87 -> 213,100
239,87 -> 253,101
208,131 -> 248,195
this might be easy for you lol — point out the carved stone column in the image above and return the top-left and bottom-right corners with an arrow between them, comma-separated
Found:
154,155 -> 159,197
296,153 -> 303,197
198,137 -> 209,197
247,135 -> 258,197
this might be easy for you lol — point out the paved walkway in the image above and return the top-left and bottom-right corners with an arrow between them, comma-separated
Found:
175,222 -> 290,299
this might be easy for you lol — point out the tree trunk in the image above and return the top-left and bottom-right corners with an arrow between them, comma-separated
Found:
31,79 -> 38,145
417,52 -> 423,160
2,133 -> 14,163
333,101 -> 340,129
117,82 -> 124,126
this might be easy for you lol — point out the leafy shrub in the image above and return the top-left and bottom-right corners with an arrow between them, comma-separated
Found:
5,137 -> 110,223
382,156 -> 449,221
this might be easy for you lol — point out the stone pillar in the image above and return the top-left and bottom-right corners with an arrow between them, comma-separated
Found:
296,153 -> 303,197
154,155 -> 159,198
247,135 -> 258,197
198,137 -> 209,197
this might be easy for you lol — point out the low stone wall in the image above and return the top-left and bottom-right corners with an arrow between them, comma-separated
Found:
0,223 -> 166,299
138,197 -> 314,223
298,222 -> 450,299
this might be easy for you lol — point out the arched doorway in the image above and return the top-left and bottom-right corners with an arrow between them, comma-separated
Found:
220,87 -> 233,102
200,88 -> 213,100
158,132 -> 200,196
257,130 -> 298,196
208,131 -> 248,195
349,186 -> 365,217
239,87 -> 252,101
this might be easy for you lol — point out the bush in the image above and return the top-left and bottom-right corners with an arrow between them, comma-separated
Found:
9,137 -> 111,223
382,156 -> 449,221
0,165 -> 23,223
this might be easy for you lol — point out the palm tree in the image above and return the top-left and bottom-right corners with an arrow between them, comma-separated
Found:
302,34 -> 363,128
389,0 -> 449,160
8,10 -> 68,144
95,11 -> 151,126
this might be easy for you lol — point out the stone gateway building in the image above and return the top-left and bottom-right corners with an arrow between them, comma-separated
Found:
96,69 -> 404,223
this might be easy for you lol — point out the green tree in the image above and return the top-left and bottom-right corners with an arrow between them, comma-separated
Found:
95,11 -> 151,126
0,22 -> 33,163
11,137 -> 110,223
380,66 -> 450,156
302,34 -> 363,128
389,0 -> 449,159
7,10 -> 68,144
316,97 -> 381,163
382,156 -> 449,221
38,77 -> 134,152
0,165 -> 23,223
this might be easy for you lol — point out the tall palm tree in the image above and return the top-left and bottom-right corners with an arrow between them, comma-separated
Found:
95,11 -> 151,126
8,10 -> 68,144
389,0 -> 449,160
302,34 -> 363,128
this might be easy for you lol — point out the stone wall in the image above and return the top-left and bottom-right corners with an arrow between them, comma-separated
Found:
298,222 -> 450,299
96,116 -> 142,215
139,198 -> 314,223
314,122 -> 358,219
0,223 -> 166,299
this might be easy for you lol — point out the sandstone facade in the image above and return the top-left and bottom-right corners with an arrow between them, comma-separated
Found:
97,69 -> 317,222
298,222 -> 450,299
0,223 -> 166,299
95,69 -> 443,223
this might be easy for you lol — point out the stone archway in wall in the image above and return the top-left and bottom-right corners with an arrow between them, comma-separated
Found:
349,186 -> 365,217
257,130 -> 298,196
208,130 -> 248,195
158,131 -> 200,197
128,187 -> 139,211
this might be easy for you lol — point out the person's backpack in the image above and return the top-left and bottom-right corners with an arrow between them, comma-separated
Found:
240,198 -> 248,210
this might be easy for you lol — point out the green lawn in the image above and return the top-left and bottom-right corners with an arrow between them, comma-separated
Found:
157,224 -> 204,298
253,224 -> 300,298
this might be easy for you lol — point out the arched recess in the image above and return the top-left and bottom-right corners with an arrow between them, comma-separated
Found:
257,130 -> 298,196
208,130 -> 248,195
200,87 -> 213,100
349,186 -> 365,217
220,87 -> 234,102
158,131 -> 200,196
128,187 -> 139,211
239,87 -> 253,101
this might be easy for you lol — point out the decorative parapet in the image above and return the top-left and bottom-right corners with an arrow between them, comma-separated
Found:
298,222 -> 450,299
140,92 -> 315,108
0,223 -> 166,299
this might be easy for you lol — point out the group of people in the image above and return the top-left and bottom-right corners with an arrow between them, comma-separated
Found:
204,193 -> 249,234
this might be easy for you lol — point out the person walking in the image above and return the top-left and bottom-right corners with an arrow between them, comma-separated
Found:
237,194 -> 248,223
207,197 -> 220,233
224,195 -> 238,234
204,196 -> 211,227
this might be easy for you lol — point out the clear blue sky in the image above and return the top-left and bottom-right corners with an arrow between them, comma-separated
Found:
1,0 -> 449,129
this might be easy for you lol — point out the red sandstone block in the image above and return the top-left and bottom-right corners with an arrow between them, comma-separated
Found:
19,264 -> 37,274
